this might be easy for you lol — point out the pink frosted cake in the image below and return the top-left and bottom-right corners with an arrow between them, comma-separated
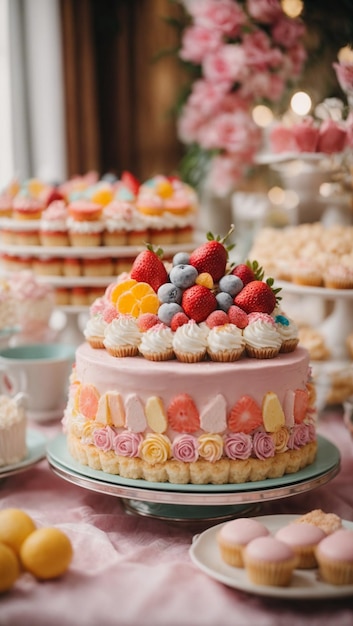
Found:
63,233 -> 318,485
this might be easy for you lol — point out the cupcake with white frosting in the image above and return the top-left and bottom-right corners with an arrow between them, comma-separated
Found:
172,320 -> 209,363
207,324 -> 245,362
243,313 -> 281,359
103,315 -> 141,357
83,313 -> 108,349
274,313 -> 299,353
139,323 -> 174,361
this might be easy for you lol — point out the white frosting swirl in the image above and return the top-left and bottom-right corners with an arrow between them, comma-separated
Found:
0,395 -> 25,426
103,315 -> 141,350
243,318 -> 282,350
83,314 -> 107,340
139,324 -> 174,356
274,314 -> 298,342
67,217 -> 104,233
207,324 -> 245,353
172,321 -> 209,355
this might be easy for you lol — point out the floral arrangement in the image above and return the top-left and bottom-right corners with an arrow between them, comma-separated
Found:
176,0 -> 307,196
269,48 -> 353,157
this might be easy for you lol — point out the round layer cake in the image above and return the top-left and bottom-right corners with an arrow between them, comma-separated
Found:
63,344 -> 317,484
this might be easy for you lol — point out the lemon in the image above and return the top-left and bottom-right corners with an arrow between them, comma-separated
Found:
20,527 -> 73,580
0,508 -> 36,555
0,542 -> 20,592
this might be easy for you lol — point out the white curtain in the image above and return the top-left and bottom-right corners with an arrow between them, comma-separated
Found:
0,0 -> 67,189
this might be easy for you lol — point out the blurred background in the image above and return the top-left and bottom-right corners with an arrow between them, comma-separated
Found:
1,0 -> 353,189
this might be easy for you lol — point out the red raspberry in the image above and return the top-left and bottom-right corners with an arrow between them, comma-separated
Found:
205,310 -> 229,328
228,305 -> 248,329
170,311 -> 190,332
137,313 -> 159,331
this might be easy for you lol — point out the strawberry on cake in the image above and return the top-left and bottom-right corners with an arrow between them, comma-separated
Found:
63,229 -> 318,485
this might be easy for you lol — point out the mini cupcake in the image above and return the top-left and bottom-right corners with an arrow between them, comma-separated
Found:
172,320 -> 209,363
243,536 -> 298,587
243,313 -> 282,359
207,324 -> 245,362
103,315 -> 141,357
315,529 -> 353,585
0,394 -> 27,466
70,287 -> 89,306
275,522 -> 326,569
291,259 -> 323,287
274,313 -> 299,353
102,200 -> 130,246
82,257 -> 114,277
63,257 -> 82,277
83,313 -> 108,349
32,256 -> 63,276
139,323 -> 174,361
217,518 -> 270,568
323,263 -> 353,289
67,200 -> 104,246
12,195 -> 45,221
125,207 -> 149,246
40,200 -> 69,246
0,194 -> 13,218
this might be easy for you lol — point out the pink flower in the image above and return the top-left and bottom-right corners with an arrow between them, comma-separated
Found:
333,61 -> 353,93
242,30 -> 283,71
271,16 -> 305,49
203,44 -> 247,85
246,0 -> 282,24
188,79 -> 229,117
199,110 -> 260,155
207,154 -> 246,197
177,103 -> 206,144
316,119 -> 347,154
240,72 -> 285,101
292,119 -> 319,152
180,26 -> 221,64
187,0 -> 246,37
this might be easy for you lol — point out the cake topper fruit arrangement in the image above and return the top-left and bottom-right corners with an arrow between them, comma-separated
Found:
112,226 -> 282,328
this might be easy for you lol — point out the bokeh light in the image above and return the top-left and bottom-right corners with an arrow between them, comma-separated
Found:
290,91 -> 312,116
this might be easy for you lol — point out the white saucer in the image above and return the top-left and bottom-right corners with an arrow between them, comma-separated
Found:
0,429 -> 47,478
190,514 -> 353,599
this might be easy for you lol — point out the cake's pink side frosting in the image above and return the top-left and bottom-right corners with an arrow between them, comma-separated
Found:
75,343 -> 310,410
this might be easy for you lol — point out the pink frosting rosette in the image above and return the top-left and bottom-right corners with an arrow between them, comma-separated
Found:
224,433 -> 252,460
93,426 -> 115,452
113,431 -> 143,457
287,423 -> 310,449
172,434 -> 199,462
252,431 -> 275,459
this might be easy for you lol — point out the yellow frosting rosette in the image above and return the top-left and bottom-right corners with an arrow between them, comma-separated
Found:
139,433 -> 172,464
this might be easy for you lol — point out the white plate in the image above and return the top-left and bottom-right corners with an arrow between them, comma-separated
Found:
0,429 -> 47,478
190,514 -> 353,599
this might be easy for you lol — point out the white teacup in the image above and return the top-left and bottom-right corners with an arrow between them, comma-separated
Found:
0,343 -> 75,420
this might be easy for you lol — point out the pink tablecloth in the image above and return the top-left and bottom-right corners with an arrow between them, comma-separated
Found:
1,409 -> 353,626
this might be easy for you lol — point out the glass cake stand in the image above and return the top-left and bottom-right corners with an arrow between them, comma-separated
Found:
46,434 -> 340,525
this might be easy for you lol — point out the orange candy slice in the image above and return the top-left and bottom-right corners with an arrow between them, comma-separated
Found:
110,279 -> 137,304
116,282 -> 159,317
78,384 -> 100,419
